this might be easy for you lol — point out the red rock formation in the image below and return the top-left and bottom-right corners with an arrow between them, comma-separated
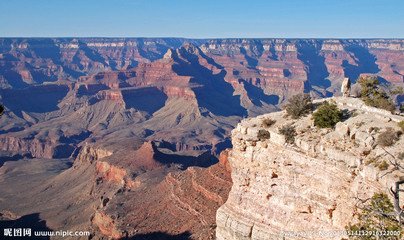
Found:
162,86 -> 196,100
218,149 -> 231,173
92,211 -> 123,239
98,159 -> 232,239
96,161 -> 127,185
94,90 -> 123,102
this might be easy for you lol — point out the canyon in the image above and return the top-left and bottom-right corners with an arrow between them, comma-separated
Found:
0,38 -> 403,239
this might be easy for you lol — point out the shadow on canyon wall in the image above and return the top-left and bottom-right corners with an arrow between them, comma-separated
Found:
342,44 -> 380,82
0,85 -> 69,117
0,153 -> 32,168
0,213 -> 52,240
241,80 -> 280,106
154,148 -> 218,170
122,87 -> 168,115
173,45 -> 247,117
297,41 -> 331,89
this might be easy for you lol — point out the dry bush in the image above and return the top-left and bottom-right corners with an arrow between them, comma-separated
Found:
346,193 -> 401,240
378,160 -> 389,171
398,121 -> 404,132
376,128 -> 401,147
262,118 -> 276,128
358,76 -> 396,112
257,129 -> 270,141
284,93 -> 313,119
279,124 -> 296,144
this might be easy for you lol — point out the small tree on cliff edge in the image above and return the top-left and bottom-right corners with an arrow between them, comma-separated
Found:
346,193 -> 402,240
284,93 -> 313,119
357,76 -> 396,112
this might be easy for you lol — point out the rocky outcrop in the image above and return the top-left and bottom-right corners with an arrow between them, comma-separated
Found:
0,136 -> 54,158
0,136 -> 77,159
216,97 -> 404,239
76,144 -> 112,163
94,90 -> 124,102
92,211 -> 123,239
95,161 -> 140,189
77,141 -> 232,239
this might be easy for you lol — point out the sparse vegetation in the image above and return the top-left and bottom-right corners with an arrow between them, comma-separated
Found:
312,101 -> 343,128
279,124 -> 296,144
376,128 -> 401,147
355,121 -> 365,128
350,109 -> 359,117
398,152 -> 404,160
346,193 -> 402,240
357,76 -> 396,112
284,93 -> 313,119
368,127 -> 380,134
378,160 -> 389,171
261,118 -> 276,128
364,158 -> 376,166
257,129 -> 270,141
398,121 -> 404,132
391,86 -> 404,95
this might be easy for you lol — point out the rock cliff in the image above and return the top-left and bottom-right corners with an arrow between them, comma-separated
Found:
216,97 -> 404,239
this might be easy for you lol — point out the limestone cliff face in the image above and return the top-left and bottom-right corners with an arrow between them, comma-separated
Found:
216,97 -> 404,240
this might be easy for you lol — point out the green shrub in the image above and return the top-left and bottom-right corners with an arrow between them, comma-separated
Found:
284,93 -> 313,119
312,101 -> 343,128
357,76 -> 396,112
257,129 -> 270,141
346,193 -> 401,240
261,118 -> 276,128
279,124 -> 296,144
398,121 -> 404,132
377,128 -> 400,147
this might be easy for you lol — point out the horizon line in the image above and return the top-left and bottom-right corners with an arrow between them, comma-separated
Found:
1,36 -> 404,40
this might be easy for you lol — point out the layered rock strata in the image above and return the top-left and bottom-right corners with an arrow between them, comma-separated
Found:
216,97 -> 404,240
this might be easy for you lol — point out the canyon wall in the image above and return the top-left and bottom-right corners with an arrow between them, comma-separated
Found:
216,97 -> 404,239
1,38 -> 403,94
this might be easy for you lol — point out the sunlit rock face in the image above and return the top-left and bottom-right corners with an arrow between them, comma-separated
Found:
216,97 -> 404,240
0,38 -> 403,92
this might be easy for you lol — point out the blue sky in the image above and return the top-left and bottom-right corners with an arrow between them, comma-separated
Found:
1,0 -> 403,38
